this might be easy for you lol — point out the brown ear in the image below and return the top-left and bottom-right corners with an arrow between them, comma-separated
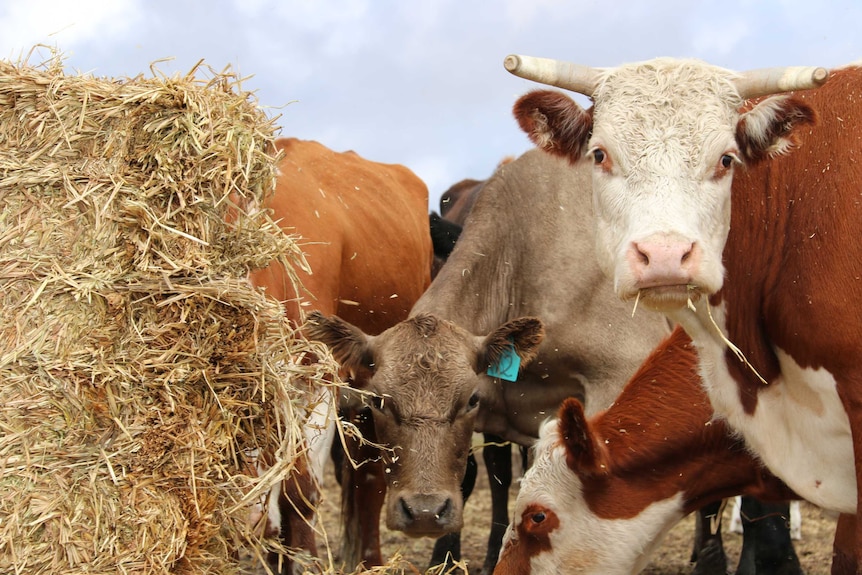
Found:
305,311 -> 375,383
512,90 -> 593,164
558,397 -> 607,476
736,95 -> 816,163
478,316 -> 544,376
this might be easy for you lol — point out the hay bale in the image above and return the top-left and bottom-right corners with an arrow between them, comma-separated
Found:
0,50 -> 340,574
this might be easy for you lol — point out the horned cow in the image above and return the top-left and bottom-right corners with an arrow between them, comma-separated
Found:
508,55 -> 858,572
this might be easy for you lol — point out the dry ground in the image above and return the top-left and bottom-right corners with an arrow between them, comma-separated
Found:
312,434 -> 837,574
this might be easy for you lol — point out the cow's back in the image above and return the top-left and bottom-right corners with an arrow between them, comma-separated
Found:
251,137 -> 432,334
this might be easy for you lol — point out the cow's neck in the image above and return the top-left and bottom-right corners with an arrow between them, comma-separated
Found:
673,280 -> 856,513
582,329 -> 775,518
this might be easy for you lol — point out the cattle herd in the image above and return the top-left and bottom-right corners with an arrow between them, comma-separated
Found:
252,55 -> 862,575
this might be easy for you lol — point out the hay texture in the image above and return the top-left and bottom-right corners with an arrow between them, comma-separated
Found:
0,51 -> 339,574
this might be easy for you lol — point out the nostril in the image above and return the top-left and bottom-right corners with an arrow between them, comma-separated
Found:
681,244 -> 694,264
399,498 -> 414,521
435,498 -> 452,521
635,244 -> 650,266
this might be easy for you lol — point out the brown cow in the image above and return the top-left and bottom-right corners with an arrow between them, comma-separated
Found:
494,327 -> 799,575
508,57 -> 860,571
307,149 -> 672,573
250,137 -> 432,572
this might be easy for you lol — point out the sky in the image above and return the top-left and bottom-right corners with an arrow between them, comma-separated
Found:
1,0 -> 859,212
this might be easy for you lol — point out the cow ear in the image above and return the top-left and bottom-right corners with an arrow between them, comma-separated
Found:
736,95 -> 816,164
305,311 -> 376,383
478,316 -> 545,376
558,397 -> 607,476
513,90 -> 593,164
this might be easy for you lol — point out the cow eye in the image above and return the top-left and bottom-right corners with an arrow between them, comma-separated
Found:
369,395 -> 385,411
467,392 -> 480,410
720,154 -> 734,169
591,148 -> 606,165
530,511 -> 546,524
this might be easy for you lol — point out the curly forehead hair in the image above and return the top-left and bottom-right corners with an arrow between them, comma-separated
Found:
406,312 -> 443,337
385,313 -> 471,376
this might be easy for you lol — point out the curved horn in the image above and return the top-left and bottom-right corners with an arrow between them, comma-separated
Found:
504,54 -> 601,97
734,66 -> 828,99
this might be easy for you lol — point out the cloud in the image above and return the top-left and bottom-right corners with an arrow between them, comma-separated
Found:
0,0 -> 859,212
0,0 -> 143,59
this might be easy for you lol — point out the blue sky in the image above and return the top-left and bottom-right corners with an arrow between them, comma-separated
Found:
1,0 -> 859,211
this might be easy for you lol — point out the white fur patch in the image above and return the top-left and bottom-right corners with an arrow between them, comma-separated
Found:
676,304 -> 856,514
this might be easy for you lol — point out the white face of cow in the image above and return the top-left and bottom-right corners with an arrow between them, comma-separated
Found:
495,420 -> 684,575
587,62 -> 741,310
510,57 -> 821,312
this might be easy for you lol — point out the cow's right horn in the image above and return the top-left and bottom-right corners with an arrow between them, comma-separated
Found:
734,66 -> 829,100
504,54 -> 601,97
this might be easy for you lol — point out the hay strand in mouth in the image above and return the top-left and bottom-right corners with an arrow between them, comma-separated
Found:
631,289 -> 641,318
690,297 -> 769,386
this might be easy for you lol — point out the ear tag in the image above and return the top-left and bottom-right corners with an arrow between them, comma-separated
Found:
487,340 -> 521,382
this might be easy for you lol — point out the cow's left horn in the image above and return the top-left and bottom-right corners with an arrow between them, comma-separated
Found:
734,66 -> 828,99
504,54 -> 601,97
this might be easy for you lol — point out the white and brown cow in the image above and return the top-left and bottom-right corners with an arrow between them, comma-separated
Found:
494,327 -> 799,575
506,56 -> 862,571
308,149 -> 673,573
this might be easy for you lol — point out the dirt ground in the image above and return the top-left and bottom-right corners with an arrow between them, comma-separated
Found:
310,434 -> 837,575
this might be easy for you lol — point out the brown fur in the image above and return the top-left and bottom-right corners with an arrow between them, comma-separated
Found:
718,66 -> 862,571
251,138 -> 432,569
568,329 -> 795,520
513,90 -> 594,163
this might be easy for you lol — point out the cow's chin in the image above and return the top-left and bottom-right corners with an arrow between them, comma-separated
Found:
630,285 -> 703,313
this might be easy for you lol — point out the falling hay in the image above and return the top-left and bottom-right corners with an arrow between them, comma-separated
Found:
0,49 -> 343,574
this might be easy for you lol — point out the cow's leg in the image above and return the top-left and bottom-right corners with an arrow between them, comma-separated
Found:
690,501 -> 729,575
265,385 -> 336,575
428,449 -> 478,570
337,406 -> 385,569
480,435 -> 514,575
836,383 -> 862,573
267,454 -> 320,575
831,513 -> 857,575
734,497 -> 802,575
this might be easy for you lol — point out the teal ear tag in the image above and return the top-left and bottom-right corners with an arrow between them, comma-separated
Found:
487,340 -> 521,382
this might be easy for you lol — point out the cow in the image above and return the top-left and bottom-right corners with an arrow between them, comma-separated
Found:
494,327 -> 801,575
506,56 -> 862,571
249,137 -> 432,573
307,149 -> 674,574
